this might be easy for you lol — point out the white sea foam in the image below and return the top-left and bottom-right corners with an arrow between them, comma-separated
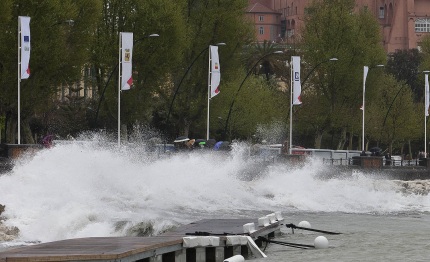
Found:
0,136 -> 429,244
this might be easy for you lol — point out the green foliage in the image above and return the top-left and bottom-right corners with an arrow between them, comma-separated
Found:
210,70 -> 288,141
299,0 -> 386,149
366,74 -> 420,153
151,0 -> 254,139
386,49 -> 423,101
0,0 -> 102,142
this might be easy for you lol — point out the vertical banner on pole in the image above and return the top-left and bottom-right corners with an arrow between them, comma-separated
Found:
207,45 -> 221,140
18,16 -> 31,145
425,74 -> 429,117
121,32 -> 133,90
292,56 -> 302,105
19,16 -> 31,79
289,56 -> 301,154
362,66 -> 369,151
118,32 -> 133,146
209,46 -> 221,98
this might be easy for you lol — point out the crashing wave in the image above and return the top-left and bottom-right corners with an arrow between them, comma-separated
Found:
394,180 -> 430,195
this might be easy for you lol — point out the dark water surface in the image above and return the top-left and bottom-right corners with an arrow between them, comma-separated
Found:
253,212 -> 430,262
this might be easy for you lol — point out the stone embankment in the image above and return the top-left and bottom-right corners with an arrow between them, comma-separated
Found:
394,180 -> 430,195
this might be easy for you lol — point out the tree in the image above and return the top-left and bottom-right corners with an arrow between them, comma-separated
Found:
152,0 -> 255,140
0,0 -> 101,143
298,0 -> 386,149
210,71 -> 288,141
386,49 -> 423,101
366,74 -> 420,155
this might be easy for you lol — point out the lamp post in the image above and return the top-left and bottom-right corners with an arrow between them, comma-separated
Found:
301,58 -> 338,87
94,33 -> 159,125
50,20 -> 75,27
164,42 -> 226,140
362,64 -> 384,151
222,51 -> 283,140
288,57 -> 337,153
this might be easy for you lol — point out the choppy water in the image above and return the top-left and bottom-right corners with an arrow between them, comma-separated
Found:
0,135 -> 429,261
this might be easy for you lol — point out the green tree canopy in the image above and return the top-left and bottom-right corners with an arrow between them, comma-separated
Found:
298,0 -> 386,149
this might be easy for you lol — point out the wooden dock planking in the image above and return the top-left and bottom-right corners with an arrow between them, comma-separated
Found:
0,236 -> 183,262
0,218 -> 282,262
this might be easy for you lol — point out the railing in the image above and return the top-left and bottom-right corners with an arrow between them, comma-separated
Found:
322,157 -> 423,167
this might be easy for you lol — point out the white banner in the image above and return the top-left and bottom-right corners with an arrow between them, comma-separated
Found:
19,16 -> 31,79
426,74 -> 429,116
210,45 -> 220,98
292,56 -> 301,105
362,66 -> 369,110
363,66 -> 369,88
121,32 -> 133,90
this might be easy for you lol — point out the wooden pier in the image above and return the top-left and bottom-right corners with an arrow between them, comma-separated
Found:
0,215 -> 283,262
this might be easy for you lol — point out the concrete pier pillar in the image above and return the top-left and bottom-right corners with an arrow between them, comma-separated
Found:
215,247 -> 224,262
196,248 -> 205,262
175,249 -> 186,262
150,254 -> 162,261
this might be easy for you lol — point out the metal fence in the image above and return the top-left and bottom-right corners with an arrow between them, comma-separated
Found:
322,157 -> 422,167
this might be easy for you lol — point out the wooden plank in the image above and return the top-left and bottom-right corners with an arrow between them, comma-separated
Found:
0,219 -> 281,262
0,236 -> 183,261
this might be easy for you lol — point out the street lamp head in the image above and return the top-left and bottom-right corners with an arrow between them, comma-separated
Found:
65,20 -> 74,26
149,34 -> 159,37
376,64 -> 384,67
273,51 -> 283,54
329,58 -> 338,61
215,42 -> 226,46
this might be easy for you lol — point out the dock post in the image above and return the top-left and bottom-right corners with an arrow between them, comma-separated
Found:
196,247 -> 205,262
175,249 -> 186,262
215,247 -> 224,262
149,254 -> 162,261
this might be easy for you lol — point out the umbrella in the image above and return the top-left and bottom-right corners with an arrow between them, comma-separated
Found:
206,139 -> 217,148
370,147 -> 381,153
214,141 -> 223,150
195,139 -> 206,144
174,136 -> 190,143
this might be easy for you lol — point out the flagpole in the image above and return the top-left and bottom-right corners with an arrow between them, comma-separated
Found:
362,66 -> 368,151
207,45 -> 212,140
17,18 -> 21,145
425,73 -> 429,157
289,60 -> 293,154
118,32 -> 122,147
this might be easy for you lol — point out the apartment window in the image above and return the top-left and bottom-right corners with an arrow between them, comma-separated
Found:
416,18 -> 430,32
259,15 -> 264,21
379,7 -> 385,18
259,26 -> 264,35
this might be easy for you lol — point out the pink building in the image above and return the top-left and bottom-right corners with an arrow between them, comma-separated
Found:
246,0 -> 282,42
247,0 -> 430,53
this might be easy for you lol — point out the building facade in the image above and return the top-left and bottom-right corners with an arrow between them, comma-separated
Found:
247,0 -> 430,53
